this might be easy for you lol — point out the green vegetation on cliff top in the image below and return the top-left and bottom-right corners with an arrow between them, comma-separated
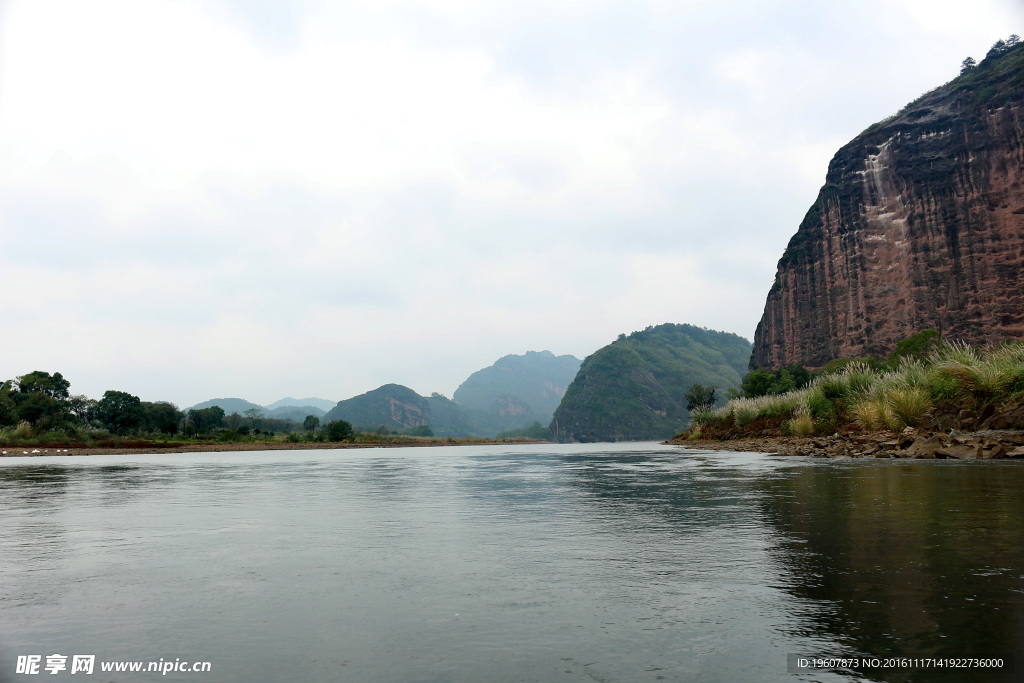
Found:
549,323 -> 752,442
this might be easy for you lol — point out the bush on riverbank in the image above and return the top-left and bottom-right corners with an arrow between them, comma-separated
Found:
682,340 -> 1024,440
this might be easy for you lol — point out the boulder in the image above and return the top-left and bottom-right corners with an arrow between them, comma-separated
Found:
980,441 -> 1006,459
937,443 -> 982,459
980,405 -> 1024,430
903,435 -> 944,459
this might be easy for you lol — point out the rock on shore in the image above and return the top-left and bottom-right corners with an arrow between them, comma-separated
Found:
674,428 -> 1024,459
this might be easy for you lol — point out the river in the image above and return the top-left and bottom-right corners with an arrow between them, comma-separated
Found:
1,443 -> 1022,682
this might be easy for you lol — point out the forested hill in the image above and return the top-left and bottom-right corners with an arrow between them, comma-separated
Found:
453,351 -> 581,424
549,324 -> 751,442
321,384 -> 509,438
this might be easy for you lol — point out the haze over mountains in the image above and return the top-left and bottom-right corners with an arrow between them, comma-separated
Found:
322,351 -> 582,437
188,329 -> 753,442
191,351 -> 584,437
190,397 -> 328,421
453,351 -> 581,422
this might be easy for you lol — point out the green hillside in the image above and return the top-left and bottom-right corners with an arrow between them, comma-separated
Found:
323,384 -> 430,430
322,384 -> 504,438
549,323 -> 751,442
453,350 -> 581,423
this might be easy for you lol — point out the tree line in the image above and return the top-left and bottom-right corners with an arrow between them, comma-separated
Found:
960,34 -> 1020,74
0,371 -> 353,442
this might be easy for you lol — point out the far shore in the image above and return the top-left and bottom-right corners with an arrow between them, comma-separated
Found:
0,438 -> 549,457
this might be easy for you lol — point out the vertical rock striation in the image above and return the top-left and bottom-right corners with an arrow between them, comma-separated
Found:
753,43 -> 1024,369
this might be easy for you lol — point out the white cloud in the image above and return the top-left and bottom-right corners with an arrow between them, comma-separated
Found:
1,0 -> 1021,406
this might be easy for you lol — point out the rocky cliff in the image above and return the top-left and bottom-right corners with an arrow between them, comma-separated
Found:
752,40 -> 1024,369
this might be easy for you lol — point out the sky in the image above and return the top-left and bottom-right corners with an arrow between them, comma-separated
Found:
1,0 -> 1021,408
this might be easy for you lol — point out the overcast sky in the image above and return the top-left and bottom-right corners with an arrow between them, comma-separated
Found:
1,0 -> 1020,408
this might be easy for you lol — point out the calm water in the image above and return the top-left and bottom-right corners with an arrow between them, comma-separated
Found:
1,443 -> 1022,682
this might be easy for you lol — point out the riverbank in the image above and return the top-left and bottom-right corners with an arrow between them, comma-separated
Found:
0,438 -> 548,457
671,428 -> 1024,459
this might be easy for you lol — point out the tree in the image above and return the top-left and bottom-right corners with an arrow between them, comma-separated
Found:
325,419 -> 354,441
9,371 -> 73,428
1008,34 -> 1021,47
303,415 -> 320,432
243,407 -> 264,429
684,384 -> 716,412
0,381 -> 18,427
143,402 -> 183,435
406,425 -> 433,437
986,39 -> 1008,60
16,371 -> 71,401
67,394 -> 97,423
94,390 -> 145,434
890,329 -> 940,361
15,392 -> 65,426
741,364 -> 810,398
960,56 -> 976,75
186,406 -> 225,435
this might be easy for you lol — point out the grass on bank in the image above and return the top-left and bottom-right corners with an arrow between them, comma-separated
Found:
681,340 -> 1024,440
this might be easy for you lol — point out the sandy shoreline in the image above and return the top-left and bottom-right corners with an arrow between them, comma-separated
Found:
0,439 -> 546,457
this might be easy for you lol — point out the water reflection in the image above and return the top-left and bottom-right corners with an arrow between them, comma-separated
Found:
1,448 -> 1022,682
756,461 -> 1024,681
562,451 -> 766,534
0,465 -> 70,505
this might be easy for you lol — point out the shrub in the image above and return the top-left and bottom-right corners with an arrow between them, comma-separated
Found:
787,408 -> 814,436
936,360 -> 1009,399
816,373 -> 849,402
843,363 -> 876,397
734,403 -> 758,427
806,389 -> 836,422
690,407 -> 717,427
326,420 -> 354,442
852,400 -> 885,431
886,386 -> 932,429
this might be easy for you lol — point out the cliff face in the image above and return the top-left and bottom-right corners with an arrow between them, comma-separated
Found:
752,43 -> 1024,369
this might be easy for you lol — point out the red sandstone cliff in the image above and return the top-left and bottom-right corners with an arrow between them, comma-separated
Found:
752,42 -> 1024,369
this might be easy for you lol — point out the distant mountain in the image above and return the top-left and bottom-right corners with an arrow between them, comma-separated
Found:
327,385 -> 487,438
453,350 -> 581,424
549,323 -> 751,442
265,405 -> 325,421
190,397 -> 263,414
322,383 -> 536,438
324,384 -> 429,430
266,397 -> 336,412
